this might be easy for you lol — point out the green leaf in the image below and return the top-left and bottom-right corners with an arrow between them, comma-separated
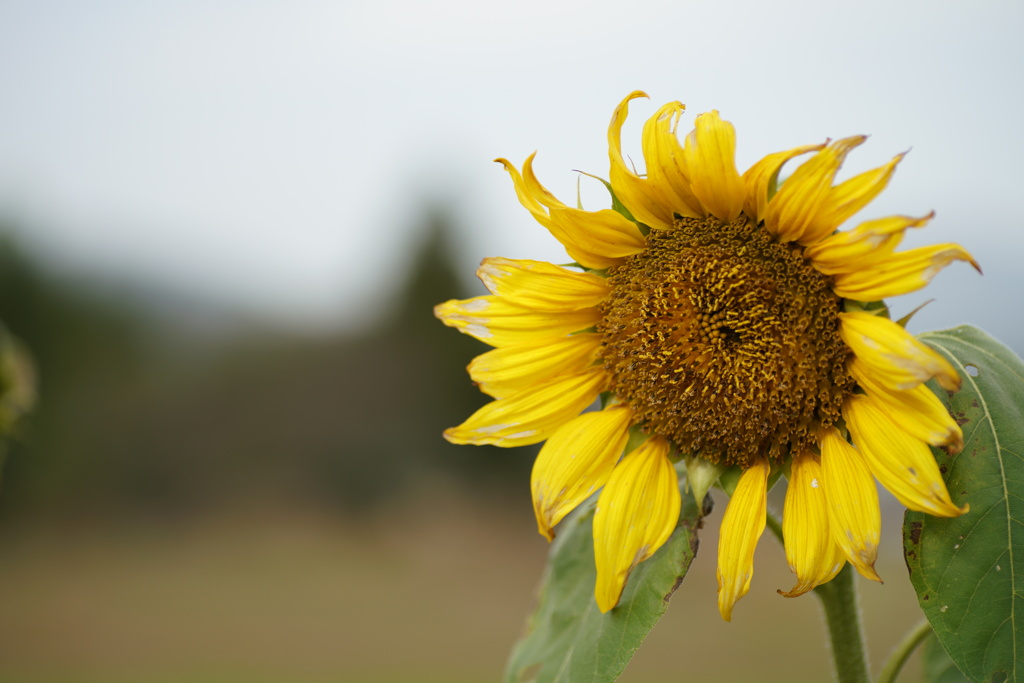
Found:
922,632 -> 971,683
903,325 -> 1024,683
504,478 -> 703,683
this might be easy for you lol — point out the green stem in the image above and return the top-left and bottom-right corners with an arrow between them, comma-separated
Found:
876,619 -> 932,683
764,510 -> 871,683
814,564 -> 871,683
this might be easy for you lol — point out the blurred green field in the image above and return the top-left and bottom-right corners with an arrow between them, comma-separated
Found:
0,494 -> 925,683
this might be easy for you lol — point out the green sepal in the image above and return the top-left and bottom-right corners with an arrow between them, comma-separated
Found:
684,454 -> 726,504
623,424 -> 649,455
717,465 -> 743,496
895,298 -> 934,328
575,170 -> 638,225
842,298 -> 890,318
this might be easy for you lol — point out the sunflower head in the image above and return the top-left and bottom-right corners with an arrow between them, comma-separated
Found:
436,91 -> 978,619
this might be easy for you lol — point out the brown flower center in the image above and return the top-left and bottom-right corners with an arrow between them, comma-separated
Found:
598,215 -> 854,467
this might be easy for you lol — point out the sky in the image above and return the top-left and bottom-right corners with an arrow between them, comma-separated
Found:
0,0 -> 1021,348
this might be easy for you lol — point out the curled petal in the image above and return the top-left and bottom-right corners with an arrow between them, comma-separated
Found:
819,427 -> 882,582
764,136 -> 866,244
717,457 -> 769,621
434,296 -> 600,348
839,311 -> 960,391
443,367 -> 607,447
844,394 -> 969,518
742,143 -> 826,223
850,359 -> 963,452
683,110 -> 745,222
780,452 -> 846,597
476,257 -> 610,311
832,243 -> 981,300
804,213 -> 933,275
641,101 -> 703,219
608,91 -> 677,230
532,405 -> 633,540
593,437 -> 680,612
496,156 -> 645,269
469,332 -> 602,399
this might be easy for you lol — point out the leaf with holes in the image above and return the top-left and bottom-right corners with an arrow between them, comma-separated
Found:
504,478 -> 702,683
903,325 -> 1024,683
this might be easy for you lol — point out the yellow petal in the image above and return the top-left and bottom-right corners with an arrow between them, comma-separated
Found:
683,110 -> 744,222
531,405 -> 634,540
469,333 -> 603,399
741,143 -> 826,223
764,136 -> 866,244
494,156 -> 554,229
607,91 -> 676,230
818,427 -> 882,582
546,205 -> 648,265
641,101 -> 703,219
476,257 -> 610,311
444,367 -> 607,447
850,359 -> 963,452
798,152 -> 905,245
832,243 -> 981,300
495,156 -> 645,270
803,213 -> 933,275
844,394 -> 969,518
434,295 -> 600,348
780,452 -> 847,597
593,436 -> 680,612
717,457 -> 769,621
839,311 -> 961,391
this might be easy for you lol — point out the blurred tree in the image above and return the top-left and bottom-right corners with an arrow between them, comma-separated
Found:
0,207 -> 532,524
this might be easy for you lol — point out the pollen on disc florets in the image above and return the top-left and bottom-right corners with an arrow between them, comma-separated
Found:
598,215 -> 855,467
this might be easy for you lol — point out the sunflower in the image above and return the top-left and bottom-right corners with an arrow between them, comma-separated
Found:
435,91 -> 978,620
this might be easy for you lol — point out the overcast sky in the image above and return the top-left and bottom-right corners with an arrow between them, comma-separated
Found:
0,0 -> 1021,349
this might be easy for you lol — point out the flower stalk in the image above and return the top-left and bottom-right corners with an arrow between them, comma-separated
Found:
814,564 -> 871,683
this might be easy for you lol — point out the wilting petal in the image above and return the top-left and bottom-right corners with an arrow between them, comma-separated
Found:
717,457 -> 769,621
844,395 -> 969,518
444,367 -> 607,447
832,243 -> 981,300
804,213 -> 933,275
495,156 -> 645,269
764,136 -> 866,244
434,296 -> 600,348
742,143 -> 826,223
593,437 -> 680,612
839,311 -> 960,391
819,427 -> 882,582
532,405 -> 633,540
851,359 -> 963,452
547,206 -> 648,265
780,452 -> 847,597
608,91 -> 677,230
476,257 -> 610,311
798,152 -> 905,245
642,101 -> 703,219
684,110 -> 744,222
469,333 -> 603,399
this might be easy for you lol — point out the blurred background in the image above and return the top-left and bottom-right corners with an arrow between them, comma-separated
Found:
0,1 -> 1020,681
